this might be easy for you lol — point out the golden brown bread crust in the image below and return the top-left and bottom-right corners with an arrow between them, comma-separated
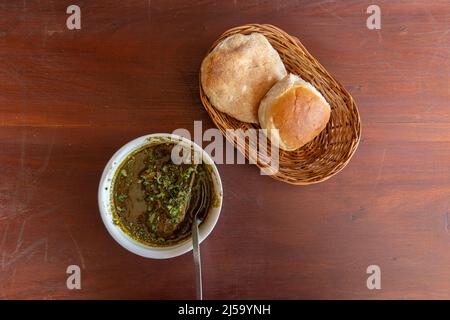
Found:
259,74 -> 331,151
201,33 -> 287,123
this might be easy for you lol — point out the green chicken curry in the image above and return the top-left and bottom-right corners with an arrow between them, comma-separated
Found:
111,142 -> 214,247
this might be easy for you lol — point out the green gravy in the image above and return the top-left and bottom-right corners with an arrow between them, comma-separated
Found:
111,142 -> 214,247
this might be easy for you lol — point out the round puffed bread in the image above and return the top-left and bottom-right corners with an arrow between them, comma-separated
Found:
201,33 -> 287,123
259,74 -> 331,151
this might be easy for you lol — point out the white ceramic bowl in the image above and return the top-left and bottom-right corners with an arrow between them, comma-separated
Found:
98,133 -> 223,259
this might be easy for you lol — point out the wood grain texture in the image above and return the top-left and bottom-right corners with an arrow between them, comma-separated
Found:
0,0 -> 449,299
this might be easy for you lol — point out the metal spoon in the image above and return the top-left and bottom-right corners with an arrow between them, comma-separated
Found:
183,167 -> 208,300
193,179 -> 210,300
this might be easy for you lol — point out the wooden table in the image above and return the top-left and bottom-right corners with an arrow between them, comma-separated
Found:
0,0 -> 449,299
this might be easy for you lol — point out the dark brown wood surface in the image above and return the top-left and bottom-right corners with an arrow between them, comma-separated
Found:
0,0 -> 449,299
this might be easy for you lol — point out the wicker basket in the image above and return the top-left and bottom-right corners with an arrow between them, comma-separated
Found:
199,24 -> 361,185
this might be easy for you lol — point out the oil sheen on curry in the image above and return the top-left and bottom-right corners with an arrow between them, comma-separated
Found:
111,142 -> 215,247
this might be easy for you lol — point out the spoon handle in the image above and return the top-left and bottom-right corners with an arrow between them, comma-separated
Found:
192,220 -> 203,300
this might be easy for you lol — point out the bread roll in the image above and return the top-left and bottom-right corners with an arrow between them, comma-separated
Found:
259,74 -> 331,151
201,33 -> 287,123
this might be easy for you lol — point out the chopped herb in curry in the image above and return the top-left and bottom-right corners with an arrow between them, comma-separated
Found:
112,143 -> 214,247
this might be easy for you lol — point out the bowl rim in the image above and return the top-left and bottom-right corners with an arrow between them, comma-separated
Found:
98,133 -> 223,259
